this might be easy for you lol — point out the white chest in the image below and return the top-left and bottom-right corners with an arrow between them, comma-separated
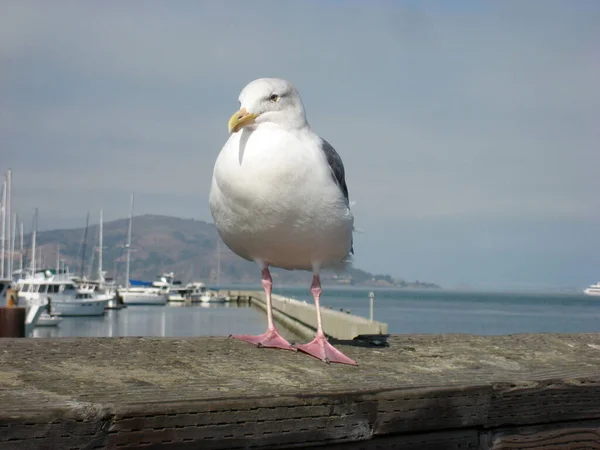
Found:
208,127 -> 353,268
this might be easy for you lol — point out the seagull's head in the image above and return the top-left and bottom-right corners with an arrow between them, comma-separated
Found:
228,78 -> 308,133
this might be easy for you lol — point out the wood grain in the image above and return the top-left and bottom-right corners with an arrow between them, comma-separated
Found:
485,419 -> 600,449
0,333 -> 599,449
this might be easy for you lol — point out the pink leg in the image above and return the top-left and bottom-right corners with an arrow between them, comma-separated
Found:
231,268 -> 294,350
296,275 -> 357,365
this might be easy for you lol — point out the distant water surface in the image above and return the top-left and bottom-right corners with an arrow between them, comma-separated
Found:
32,287 -> 599,338
32,302 -> 266,338
269,286 -> 600,335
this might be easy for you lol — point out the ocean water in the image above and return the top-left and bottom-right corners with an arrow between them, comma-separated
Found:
32,302 -> 268,338
272,286 -> 600,335
31,287 -> 599,338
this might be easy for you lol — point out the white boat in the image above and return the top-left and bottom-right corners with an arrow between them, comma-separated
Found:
36,312 -> 61,327
199,291 -> 229,303
0,278 -> 45,335
16,271 -> 110,316
186,282 -> 206,302
75,278 -> 118,303
152,272 -> 188,302
167,290 -> 187,302
584,282 -> 600,296
0,206 -> 44,333
75,209 -> 121,309
117,193 -> 167,306
186,282 -> 229,303
118,279 -> 168,306
51,293 -> 109,316
119,288 -> 167,305
201,235 -> 229,304
25,299 -> 46,334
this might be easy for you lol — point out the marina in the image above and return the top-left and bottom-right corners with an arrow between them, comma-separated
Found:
0,176 -> 248,334
11,287 -> 600,340
1,168 -> 598,341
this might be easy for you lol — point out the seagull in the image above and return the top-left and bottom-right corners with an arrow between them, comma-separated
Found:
209,78 -> 356,365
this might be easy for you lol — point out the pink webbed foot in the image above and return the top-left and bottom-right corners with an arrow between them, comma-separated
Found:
231,328 -> 295,351
296,333 -> 357,365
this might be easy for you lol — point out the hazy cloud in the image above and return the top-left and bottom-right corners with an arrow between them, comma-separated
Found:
1,0 -> 599,288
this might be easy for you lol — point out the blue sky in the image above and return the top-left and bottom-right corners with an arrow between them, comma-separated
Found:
1,0 -> 599,290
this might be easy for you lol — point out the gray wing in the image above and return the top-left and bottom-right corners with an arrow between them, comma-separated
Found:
320,138 -> 349,205
319,138 -> 354,255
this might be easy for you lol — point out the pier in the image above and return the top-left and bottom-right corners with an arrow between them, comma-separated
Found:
225,290 -> 388,340
1,333 -> 600,449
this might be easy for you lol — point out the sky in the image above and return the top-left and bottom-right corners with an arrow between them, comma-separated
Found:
1,0 -> 599,290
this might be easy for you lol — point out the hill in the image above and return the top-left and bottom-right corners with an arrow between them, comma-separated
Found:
29,214 -> 440,288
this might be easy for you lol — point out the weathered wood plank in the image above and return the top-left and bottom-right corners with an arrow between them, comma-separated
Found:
484,419 -> 600,449
0,334 -> 599,449
488,379 -> 600,427
323,429 -> 480,450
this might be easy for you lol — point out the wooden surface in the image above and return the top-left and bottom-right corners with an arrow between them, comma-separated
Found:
1,333 -> 600,449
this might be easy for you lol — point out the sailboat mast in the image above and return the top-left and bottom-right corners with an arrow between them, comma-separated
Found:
87,223 -> 97,279
80,212 -> 90,279
19,221 -> 23,273
31,209 -> 38,276
56,244 -> 60,274
5,169 -> 11,278
98,208 -> 103,285
216,235 -> 221,287
124,193 -> 134,293
0,178 -> 6,278
10,213 -> 16,278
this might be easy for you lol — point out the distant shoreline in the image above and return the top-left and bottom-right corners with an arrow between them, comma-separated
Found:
214,283 -> 442,291
33,213 -> 443,290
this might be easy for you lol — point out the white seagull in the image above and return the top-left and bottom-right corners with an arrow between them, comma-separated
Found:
209,78 -> 356,365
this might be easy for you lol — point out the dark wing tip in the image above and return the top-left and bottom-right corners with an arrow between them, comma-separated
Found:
319,138 -> 349,204
320,138 -> 354,257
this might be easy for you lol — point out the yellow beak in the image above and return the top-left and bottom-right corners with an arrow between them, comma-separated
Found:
228,108 -> 259,133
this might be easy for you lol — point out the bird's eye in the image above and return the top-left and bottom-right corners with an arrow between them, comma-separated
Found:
269,94 -> 280,103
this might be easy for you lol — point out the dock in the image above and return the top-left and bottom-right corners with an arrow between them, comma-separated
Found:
224,290 -> 388,340
1,333 -> 600,449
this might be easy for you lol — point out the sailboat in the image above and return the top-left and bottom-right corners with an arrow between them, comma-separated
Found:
117,193 -> 167,305
17,211 -> 111,317
34,244 -> 62,327
197,235 -> 229,303
76,209 -> 120,307
0,173 -> 45,332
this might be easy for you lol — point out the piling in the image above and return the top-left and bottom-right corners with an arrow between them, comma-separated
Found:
0,306 -> 26,338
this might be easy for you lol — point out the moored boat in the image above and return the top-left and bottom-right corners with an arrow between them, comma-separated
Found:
584,282 -> 600,297
16,271 -> 110,317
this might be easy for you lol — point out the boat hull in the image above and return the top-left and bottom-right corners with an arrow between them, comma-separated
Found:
190,294 -> 229,304
25,301 -> 46,335
121,292 -> 167,305
52,299 -> 110,316
584,288 -> 600,297
36,313 -> 62,327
